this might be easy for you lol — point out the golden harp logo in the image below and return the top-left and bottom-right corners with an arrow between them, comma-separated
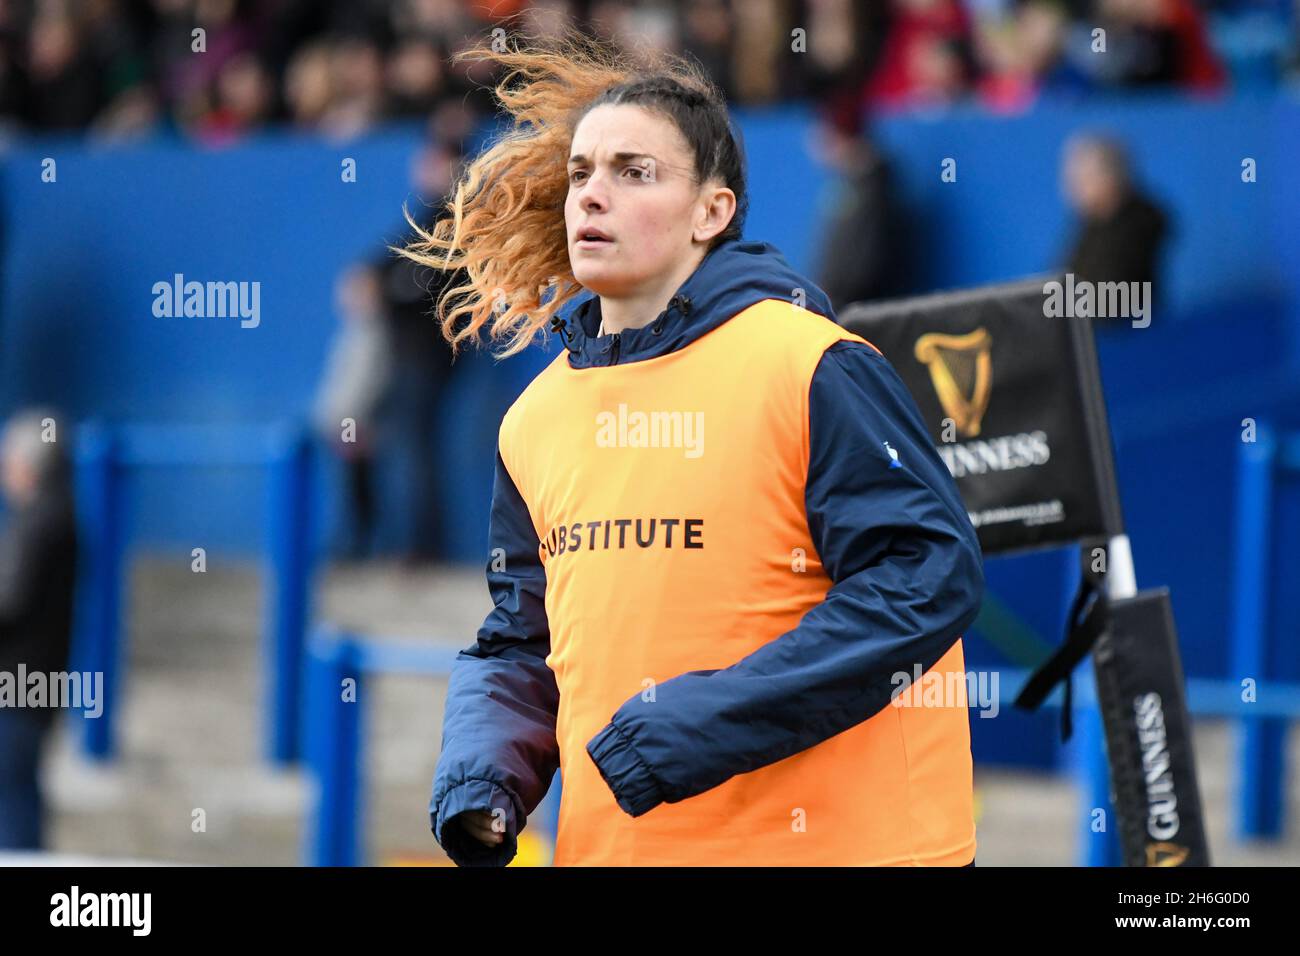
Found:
913,328 -> 993,438
1145,841 -> 1191,867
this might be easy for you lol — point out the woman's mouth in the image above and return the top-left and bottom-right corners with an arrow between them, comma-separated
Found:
577,228 -> 614,247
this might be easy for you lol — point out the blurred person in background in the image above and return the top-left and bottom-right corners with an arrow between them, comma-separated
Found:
354,108 -> 473,565
195,50 -> 275,145
782,0 -> 893,109
976,0 -> 1093,112
522,0 -> 586,46
25,3 -> 105,129
0,408 -> 78,851
317,32 -> 387,140
385,35 -> 449,117
679,0 -> 738,101
284,38 -> 334,128
811,92 -> 902,310
313,268 -> 396,562
80,0 -> 161,139
154,0 -> 266,137
606,1 -> 680,59
866,0 -> 977,110
724,0 -> 791,105
1089,0 -> 1226,92
1060,132 -> 1171,321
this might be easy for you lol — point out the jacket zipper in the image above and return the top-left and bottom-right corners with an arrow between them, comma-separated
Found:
606,295 -> 679,366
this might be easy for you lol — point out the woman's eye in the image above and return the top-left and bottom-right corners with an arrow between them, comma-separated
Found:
569,166 -> 648,184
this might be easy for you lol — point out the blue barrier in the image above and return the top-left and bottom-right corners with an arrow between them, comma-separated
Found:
72,420 -> 316,764
1228,423 -> 1297,839
264,426 -> 316,763
302,625 -> 562,867
302,619 -> 1300,866
303,630 -> 363,867
72,426 -> 125,760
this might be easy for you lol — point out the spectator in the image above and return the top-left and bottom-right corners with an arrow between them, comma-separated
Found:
976,0 -> 1093,113
313,268 -> 396,561
811,96 -> 902,311
26,7 -> 104,129
366,113 -> 472,564
785,0 -> 892,120
681,0 -> 738,101
1091,0 -> 1227,92
866,0 -> 977,111
522,0 -> 585,46
1061,132 -> 1171,314
284,39 -> 335,128
318,33 -> 387,140
385,37 -> 448,117
0,408 -> 78,851
195,51 -> 275,145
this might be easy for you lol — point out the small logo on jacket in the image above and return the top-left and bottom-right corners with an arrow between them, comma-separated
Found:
883,441 -> 901,469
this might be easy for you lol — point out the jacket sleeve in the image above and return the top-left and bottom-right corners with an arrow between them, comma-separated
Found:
584,339 -> 985,817
430,446 -> 560,865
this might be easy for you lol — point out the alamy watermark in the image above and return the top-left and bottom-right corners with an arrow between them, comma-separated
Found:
50,886 -> 150,936
595,404 -> 704,459
152,273 -> 261,328
0,666 -> 103,718
890,664 -> 1000,718
1043,274 -> 1151,328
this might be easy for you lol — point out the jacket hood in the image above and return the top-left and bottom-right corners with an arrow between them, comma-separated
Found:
550,237 -> 836,369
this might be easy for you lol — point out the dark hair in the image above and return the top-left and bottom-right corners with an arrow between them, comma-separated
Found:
575,74 -> 748,250
395,26 -> 747,358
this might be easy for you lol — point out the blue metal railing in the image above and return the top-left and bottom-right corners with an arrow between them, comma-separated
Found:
72,420 -> 316,765
302,624 -> 561,867
1228,422 -> 1299,840
302,621 -> 1300,867
299,629 -> 1300,868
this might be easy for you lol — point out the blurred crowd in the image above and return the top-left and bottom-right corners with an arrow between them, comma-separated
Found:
0,0 -> 1294,144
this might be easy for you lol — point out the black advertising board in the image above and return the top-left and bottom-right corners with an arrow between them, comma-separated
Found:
840,275 -> 1124,556
1094,588 -> 1211,866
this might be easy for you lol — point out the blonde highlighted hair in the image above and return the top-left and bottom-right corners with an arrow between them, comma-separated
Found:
394,22 -> 748,360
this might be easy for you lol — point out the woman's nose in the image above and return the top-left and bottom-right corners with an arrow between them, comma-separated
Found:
577,171 -> 609,209
580,185 -> 606,211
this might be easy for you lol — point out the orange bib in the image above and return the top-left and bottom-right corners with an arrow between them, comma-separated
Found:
500,300 -> 976,865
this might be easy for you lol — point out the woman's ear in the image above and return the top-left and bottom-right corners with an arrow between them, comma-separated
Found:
693,183 -> 737,244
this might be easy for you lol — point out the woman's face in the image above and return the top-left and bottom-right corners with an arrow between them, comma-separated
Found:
565,103 -> 725,297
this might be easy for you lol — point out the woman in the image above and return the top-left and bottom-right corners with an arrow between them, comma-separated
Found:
403,30 -> 984,867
